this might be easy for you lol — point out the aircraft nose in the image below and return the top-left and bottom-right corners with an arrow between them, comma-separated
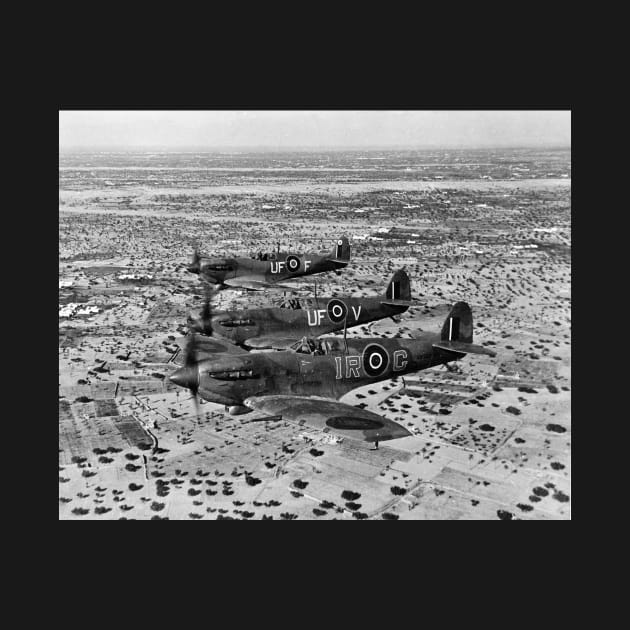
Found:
169,365 -> 199,389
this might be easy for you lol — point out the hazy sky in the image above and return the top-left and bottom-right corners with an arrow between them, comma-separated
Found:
59,111 -> 570,149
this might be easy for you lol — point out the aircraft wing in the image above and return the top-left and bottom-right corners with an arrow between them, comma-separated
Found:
173,335 -> 249,363
222,277 -> 270,291
243,335 -> 299,350
221,277 -> 297,291
223,277 -> 311,292
243,395 -> 412,443
432,341 -> 497,357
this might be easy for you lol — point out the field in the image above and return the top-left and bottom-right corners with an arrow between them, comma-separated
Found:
59,147 -> 571,520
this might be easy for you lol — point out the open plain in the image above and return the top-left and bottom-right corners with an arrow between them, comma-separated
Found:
59,147 -> 571,520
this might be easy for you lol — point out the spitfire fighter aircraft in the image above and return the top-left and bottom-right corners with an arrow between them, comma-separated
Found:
188,269 -> 415,349
187,237 -> 351,291
169,301 -> 497,443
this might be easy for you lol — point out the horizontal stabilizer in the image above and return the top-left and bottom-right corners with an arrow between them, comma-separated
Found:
433,341 -> 496,357
325,257 -> 350,265
380,299 -> 418,307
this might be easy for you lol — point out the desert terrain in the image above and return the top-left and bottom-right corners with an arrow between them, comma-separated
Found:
59,147 -> 571,520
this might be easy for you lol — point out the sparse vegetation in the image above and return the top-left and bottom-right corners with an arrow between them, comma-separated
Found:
341,490 -> 361,501
59,147 -> 571,523
552,490 -> 570,503
546,423 -> 567,433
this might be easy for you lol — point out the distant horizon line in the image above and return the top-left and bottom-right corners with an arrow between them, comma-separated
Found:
60,143 -> 571,153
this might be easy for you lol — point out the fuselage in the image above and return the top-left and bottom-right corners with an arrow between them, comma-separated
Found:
198,296 -> 408,345
197,252 -> 346,285
192,333 -> 457,407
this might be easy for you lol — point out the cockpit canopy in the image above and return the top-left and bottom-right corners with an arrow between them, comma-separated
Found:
251,251 -> 278,261
279,298 -> 302,310
290,337 -> 343,355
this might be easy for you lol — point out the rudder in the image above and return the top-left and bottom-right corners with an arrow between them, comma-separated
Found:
331,236 -> 350,262
384,269 -> 411,301
441,302 -> 473,343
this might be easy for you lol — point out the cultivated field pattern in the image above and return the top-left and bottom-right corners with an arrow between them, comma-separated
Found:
59,148 -> 571,520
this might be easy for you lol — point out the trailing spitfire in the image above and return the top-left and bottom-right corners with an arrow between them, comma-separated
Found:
187,236 -> 351,291
169,301 -> 497,443
187,269 -> 416,349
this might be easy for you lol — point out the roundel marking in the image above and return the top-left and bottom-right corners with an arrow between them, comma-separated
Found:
337,239 -> 343,246
286,255 -> 300,272
327,298 -> 348,323
369,353 -> 383,370
326,416 -> 384,431
362,343 -> 390,377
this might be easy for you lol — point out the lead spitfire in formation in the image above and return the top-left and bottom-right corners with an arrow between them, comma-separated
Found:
187,236 -> 351,291
169,302 -> 497,443
188,269 -> 415,349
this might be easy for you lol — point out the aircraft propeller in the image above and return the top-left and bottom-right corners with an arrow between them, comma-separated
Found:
176,283 -> 219,421
187,247 -> 202,274
187,281 -> 214,335
173,331 -> 202,422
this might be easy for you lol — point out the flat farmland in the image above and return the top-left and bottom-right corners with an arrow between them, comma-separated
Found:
59,148 -> 571,520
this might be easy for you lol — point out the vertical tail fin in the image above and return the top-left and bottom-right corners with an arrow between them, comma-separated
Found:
384,269 -> 411,302
329,236 -> 350,262
441,302 -> 473,343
